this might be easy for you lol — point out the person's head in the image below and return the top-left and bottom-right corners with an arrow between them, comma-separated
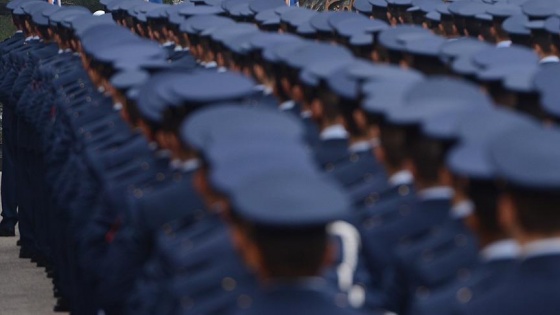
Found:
487,126 -> 560,244
225,173 -> 349,282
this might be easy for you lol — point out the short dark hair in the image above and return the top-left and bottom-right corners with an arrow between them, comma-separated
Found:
233,212 -> 329,278
379,122 -> 408,170
408,128 -> 455,185
468,179 -> 501,233
508,186 -> 560,235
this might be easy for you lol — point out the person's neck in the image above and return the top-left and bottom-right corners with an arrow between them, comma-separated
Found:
517,232 -> 560,246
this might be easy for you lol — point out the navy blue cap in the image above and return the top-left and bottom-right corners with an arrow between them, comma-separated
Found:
378,25 -> 431,51
412,0 -> 439,13
110,69 -> 150,91
487,4 -> 522,19
449,1 -> 489,17
349,33 -> 375,47
425,11 -> 441,22
421,107 -> 481,141
255,8 -> 279,23
246,32 -> 300,52
309,12 -> 337,33
334,17 -> 389,38
354,0 -> 373,13
229,172 -> 350,227
280,8 -> 317,28
447,142 -> 495,179
295,21 -> 317,37
248,0 -> 286,13
181,105 -> 305,150
228,3 -> 254,18
533,62 -> 560,93
502,14 -> 531,36
6,0 -> 33,10
32,5 -> 58,26
300,56 -> 355,87
72,14 -> 115,36
541,89 -> 560,119
145,5 -> 169,19
184,15 -> 235,34
136,71 -> 188,123
544,15 -> 560,34
369,0 -> 387,8
503,67 -> 539,93
438,37 -> 492,64
49,8 -> 91,26
327,11 -> 363,29
169,72 -> 256,105
112,57 -> 170,72
473,46 -> 538,69
262,40 -> 308,63
93,41 -> 166,64
348,60 -> 424,82
458,108 -> 538,144
477,64 -> 537,82
451,54 -> 480,76
402,34 -> 446,57
361,79 -> 420,116
284,43 -> 354,70
222,0 -> 249,11
521,0 -> 560,19
489,124 -> 560,189
80,26 -> 138,52
208,143 -> 318,196
166,3 -> 193,25
179,5 -> 224,17
20,1 -> 50,15
223,31 -> 260,54
385,77 -> 492,125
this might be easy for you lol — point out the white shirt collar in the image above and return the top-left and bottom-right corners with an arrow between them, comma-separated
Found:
540,55 -> 560,64
255,84 -> 273,95
388,170 -> 413,187
113,102 -> 123,111
496,40 -> 512,48
162,41 -> 175,47
16,30 -> 23,34
417,186 -> 454,201
450,199 -> 475,219
480,239 -> 520,262
24,36 -> 34,42
523,238 -> 560,259
301,110 -> 312,119
170,158 -> 200,172
174,45 -> 185,52
204,61 -> 218,69
279,100 -> 296,111
217,67 -> 227,73
98,86 -> 106,93
349,140 -> 372,153
319,124 -> 348,141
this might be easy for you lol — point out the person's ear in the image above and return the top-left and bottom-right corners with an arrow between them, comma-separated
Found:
498,193 -> 519,239
352,109 -> 368,134
310,98 -> 323,122
321,240 -> 336,271
374,145 -> 386,165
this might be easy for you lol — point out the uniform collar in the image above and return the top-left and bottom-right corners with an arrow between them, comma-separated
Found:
523,237 -> 560,259
204,61 -> 218,69
174,45 -> 185,52
255,84 -> 273,95
170,158 -> 200,173
301,110 -> 312,119
113,102 -> 123,111
349,140 -> 372,153
162,41 -> 175,47
480,239 -> 520,262
217,66 -> 227,73
319,124 -> 348,141
388,170 -> 413,187
417,186 -> 454,201
279,100 -> 296,111
450,199 -> 474,219
540,55 -> 560,64
496,40 -> 512,48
